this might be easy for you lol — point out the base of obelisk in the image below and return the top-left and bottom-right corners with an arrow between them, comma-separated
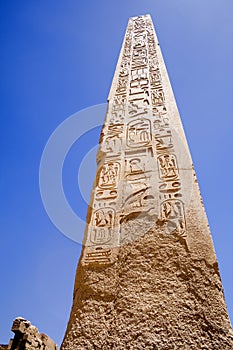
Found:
61,225 -> 233,350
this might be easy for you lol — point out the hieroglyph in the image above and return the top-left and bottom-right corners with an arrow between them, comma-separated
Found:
82,15 -> 187,265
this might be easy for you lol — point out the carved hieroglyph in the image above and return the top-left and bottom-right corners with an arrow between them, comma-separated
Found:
61,15 -> 233,349
82,14 -> 189,262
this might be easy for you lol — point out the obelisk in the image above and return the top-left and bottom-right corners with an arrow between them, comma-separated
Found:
61,15 -> 233,349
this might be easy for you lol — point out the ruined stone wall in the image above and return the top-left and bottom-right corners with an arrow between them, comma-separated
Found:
2,317 -> 58,350
61,15 -> 233,349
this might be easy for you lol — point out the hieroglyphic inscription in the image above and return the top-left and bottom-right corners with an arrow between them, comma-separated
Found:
90,208 -> 114,245
84,248 -> 112,264
83,19 -> 134,265
127,118 -> 151,148
110,95 -> 126,124
158,154 -> 178,180
83,15 -> 187,265
121,150 -> 157,230
101,124 -> 123,155
96,162 -> 120,200
119,16 -> 157,227
99,162 -> 120,189
161,200 -> 186,236
145,16 -> 187,237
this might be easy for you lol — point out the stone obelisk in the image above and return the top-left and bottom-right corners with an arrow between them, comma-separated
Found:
61,15 -> 233,349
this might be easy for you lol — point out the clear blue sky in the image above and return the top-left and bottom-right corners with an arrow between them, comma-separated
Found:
1,1 -> 232,346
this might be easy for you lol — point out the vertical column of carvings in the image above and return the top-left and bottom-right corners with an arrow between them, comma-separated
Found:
81,20 -> 134,265
119,16 -> 159,244
145,16 -> 187,239
82,14 -> 189,266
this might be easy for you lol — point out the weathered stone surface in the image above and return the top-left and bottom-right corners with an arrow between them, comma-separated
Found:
62,228 -> 233,349
61,14 -> 233,349
4,317 -> 58,350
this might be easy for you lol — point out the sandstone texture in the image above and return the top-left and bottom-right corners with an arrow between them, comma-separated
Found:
61,14 -> 233,349
62,226 -> 233,349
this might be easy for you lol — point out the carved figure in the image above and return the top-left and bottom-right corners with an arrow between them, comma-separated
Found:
102,124 -> 123,154
94,209 -> 113,227
132,56 -> 148,69
126,158 -> 147,183
113,95 -> 126,107
158,154 -> 178,180
133,34 -> 146,49
127,118 -> 151,147
129,158 -> 144,173
150,69 -> 161,87
103,135 -> 121,153
149,57 -> 159,71
99,162 -> 120,189
155,131 -> 173,151
153,116 -> 169,130
123,185 -> 155,214
91,227 -> 112,244
116,78 -> 128,93
151,89 -> 165,106
128,101 -> 149,118
161,199 -> 186,236
119,67 -> 129,77
90,208 -> 115,245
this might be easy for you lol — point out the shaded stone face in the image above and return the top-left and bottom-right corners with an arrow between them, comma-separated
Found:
61,14 -> 233,350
